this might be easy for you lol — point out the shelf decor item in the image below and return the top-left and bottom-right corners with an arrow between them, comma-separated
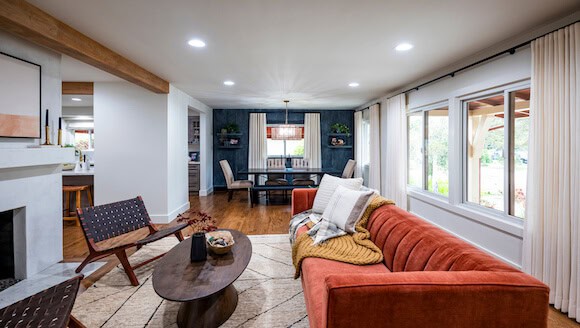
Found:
0,52 -> 41,138
177,211 -> 217,262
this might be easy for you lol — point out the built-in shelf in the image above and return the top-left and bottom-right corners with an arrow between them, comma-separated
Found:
217,132 -> 242,149
327,132 -> 352,148
218,145 -> 243,149
327,145 -> 353,149
0,148 -> 75,169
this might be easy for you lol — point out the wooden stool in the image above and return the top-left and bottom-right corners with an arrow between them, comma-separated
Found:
63,185 -> 93,226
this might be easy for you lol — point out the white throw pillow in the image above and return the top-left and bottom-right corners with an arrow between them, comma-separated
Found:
322,185 -> 375,233
312,174 -> 363,213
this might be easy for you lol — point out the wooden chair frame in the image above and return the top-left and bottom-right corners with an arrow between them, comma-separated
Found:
75,196 -> 187,286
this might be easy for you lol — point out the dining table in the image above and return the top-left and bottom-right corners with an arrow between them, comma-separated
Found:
237,167 -> 342,205
237,167 -> 342,183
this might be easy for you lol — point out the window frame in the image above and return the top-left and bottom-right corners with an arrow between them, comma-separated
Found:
266,123 -> 305,158
460,81 -> 531,220
406,100 -> 449,198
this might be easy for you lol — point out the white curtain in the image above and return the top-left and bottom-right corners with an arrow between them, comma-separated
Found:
382,94 -> 407,209
368,104 -> 381,190
248,113 -> 267,184
304,113 -> 321,182
523,22 -> 580,322
354,111 -> 365,180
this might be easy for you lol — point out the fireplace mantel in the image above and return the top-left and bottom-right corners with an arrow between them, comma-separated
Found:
0,148 -> 75,170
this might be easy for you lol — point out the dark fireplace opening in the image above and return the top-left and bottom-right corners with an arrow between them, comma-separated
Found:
0,209 -> 18,292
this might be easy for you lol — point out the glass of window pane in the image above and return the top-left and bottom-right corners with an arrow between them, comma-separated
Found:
511,88 -> 530,218
466,94 -> 505,211
426,108 -> 449,196
407,112 -> 423,188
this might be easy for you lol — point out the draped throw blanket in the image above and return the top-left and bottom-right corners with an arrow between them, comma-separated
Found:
290,196 -> 395,278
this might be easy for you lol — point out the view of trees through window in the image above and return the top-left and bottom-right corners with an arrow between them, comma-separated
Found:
74,130 -> 91,150
427,108 -> 449,196
465,88 -> 530,218
407,112 -> 423,188
266,125 -> 304,157
407,106 -> 449,196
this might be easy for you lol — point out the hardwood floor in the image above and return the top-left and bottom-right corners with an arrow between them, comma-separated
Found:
62,191 -> 579,327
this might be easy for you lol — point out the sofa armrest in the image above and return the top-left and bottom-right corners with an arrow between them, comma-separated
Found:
323,271 -> 549,328
291,189 -> 318,215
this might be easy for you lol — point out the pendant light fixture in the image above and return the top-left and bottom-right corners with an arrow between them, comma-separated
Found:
271,100 -> 302,140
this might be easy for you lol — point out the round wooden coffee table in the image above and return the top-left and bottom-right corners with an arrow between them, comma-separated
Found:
152,229 -> 252,328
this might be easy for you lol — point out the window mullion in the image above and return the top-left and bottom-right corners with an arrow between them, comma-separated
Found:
503,90 -> 512,215
423,110 -> 428,191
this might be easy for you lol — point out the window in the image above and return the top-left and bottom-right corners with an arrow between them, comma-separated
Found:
407,105 -> 449,196
266,125 -> 304,157
74,130 -> 93,150
427,108 -> 449,196
407,112 -> 423,188
464,87 -> 530,218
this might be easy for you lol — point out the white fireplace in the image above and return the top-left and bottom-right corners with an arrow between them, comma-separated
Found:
0,148 -> 74,279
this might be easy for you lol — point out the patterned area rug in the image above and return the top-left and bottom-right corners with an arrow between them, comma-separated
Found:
72,234 -> 308,328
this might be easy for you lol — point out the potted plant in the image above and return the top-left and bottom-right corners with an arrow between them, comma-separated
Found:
223,123 -> 240,133
330,123 -> 350,136
177,211 -> 217,261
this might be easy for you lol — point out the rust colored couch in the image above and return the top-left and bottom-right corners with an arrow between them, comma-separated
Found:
292,189 -> 549,328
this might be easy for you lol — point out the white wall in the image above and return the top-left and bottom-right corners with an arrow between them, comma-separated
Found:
172,86 -> 213,196
94,83 -> 212,223
94,82 -> 169,221
0,31 -> 61,148
167,85 -> 191,219
0,31 -> 64,277
399,48 -> 531,267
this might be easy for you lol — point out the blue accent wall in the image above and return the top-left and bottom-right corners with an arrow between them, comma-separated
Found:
213,109 -> 354,188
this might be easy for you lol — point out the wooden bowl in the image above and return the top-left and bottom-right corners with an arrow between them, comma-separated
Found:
206,231 -> 235,255
207,243 -> 234,255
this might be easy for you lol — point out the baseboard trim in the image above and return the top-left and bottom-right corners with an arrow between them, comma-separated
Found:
199,186 -> 214,196
150,201 -> 190,224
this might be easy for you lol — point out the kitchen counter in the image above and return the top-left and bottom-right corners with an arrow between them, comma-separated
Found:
62,168 -> 94,176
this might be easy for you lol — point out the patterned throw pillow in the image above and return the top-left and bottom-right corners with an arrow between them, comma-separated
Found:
321,185 -> 375,233
312,174 -> 363,213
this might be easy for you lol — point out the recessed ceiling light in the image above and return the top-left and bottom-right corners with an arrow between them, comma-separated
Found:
188,39 -> 206,48
71,97 -> 82,101
395,43 -> 414,51
223,81 -> 235,86
349,82 -> 359,87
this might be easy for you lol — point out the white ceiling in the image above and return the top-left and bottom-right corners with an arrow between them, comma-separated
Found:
62,94 -> 93,107
30,0 -> 579,109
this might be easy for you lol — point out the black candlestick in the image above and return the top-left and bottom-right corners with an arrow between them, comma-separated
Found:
45,109 -> 49,127
58,117 -> 62,129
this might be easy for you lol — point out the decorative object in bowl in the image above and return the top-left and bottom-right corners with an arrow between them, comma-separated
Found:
206,230 -> 235,255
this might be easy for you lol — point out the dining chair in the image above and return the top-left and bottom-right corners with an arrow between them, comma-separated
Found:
266,158 -> 288,203
220,160 -> 254,202
341,159 -> 356,178
291,158 -> 316,186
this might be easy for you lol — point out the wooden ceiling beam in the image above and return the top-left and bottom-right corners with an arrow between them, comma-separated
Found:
0,0 -> 169,94
62,82 -> 93,95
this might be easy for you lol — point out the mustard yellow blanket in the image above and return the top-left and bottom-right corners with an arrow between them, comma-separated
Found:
291,196 -> 395,278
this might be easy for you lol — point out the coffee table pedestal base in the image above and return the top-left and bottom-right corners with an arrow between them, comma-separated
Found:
177,284 -> 238,328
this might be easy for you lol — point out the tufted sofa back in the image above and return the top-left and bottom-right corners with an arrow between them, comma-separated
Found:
367,205 -> 517,273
